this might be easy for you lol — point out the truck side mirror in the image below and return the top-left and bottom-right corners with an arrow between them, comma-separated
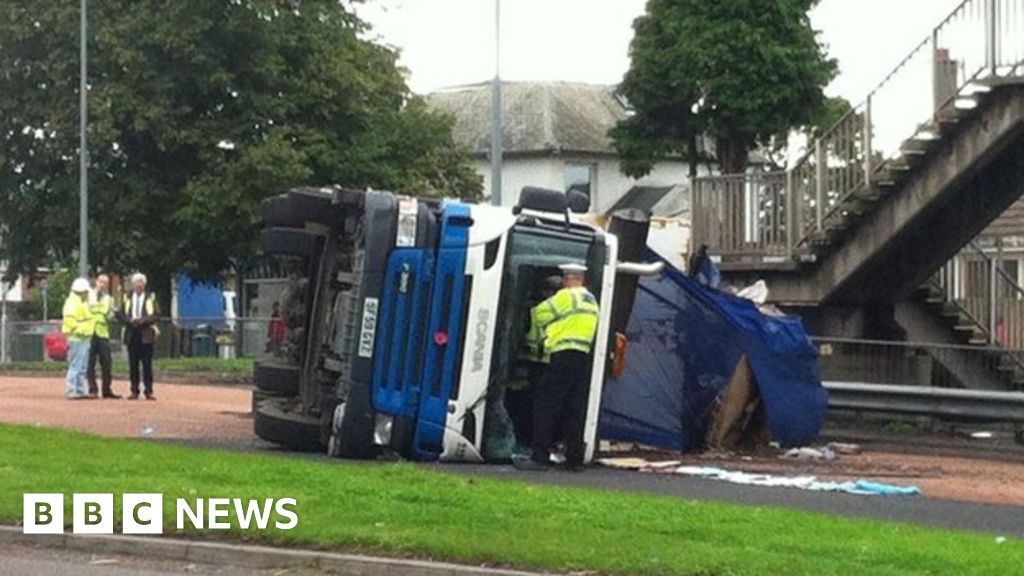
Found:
566,189 -> 590,213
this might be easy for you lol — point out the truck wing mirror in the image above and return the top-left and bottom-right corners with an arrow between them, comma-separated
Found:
616,261 -> 664,276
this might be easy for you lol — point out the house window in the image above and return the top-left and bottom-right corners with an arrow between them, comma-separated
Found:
565,163 -> 596,198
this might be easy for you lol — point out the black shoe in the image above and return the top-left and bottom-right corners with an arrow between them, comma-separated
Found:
145,394 -> 156,401
128,393 -> 139,400
87,391 -> 99,399
103,393 -> 123,399
512,454 -> 550,472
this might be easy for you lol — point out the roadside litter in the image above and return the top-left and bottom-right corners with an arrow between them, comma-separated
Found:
641,464 -> 921,496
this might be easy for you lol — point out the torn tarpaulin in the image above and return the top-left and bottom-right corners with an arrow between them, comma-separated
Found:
599,253 -> 826,452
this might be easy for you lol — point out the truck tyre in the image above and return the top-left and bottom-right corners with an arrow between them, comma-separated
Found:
253,361 -> 300,396
260,194 -> 299,227
254,400 -> 323,451
329,383 -> 376,459
251,389 -> 274,413
287,187 -> 344,225
260,228 -> 322,259
262,189 -> 343,228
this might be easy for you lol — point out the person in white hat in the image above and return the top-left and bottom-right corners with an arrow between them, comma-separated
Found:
61,278 -> 94,399
515,262 -> 600,471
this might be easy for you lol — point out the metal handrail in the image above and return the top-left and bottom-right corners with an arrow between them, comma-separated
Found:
691,0 -> 1024,260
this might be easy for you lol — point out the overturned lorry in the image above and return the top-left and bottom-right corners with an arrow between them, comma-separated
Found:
253,186 -> 654,463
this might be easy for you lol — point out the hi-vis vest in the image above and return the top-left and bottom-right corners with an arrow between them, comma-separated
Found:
61,295 -> 94,342
540,286 -> 599,355
90,291 -> 113,339
526,301 -> 558,364
122,293 -> 160,340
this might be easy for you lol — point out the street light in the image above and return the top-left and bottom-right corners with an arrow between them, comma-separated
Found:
489,0 -> 503,206
79,0 -> 89,277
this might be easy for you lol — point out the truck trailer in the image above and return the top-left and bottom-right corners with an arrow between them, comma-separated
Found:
253,186 -> 650,463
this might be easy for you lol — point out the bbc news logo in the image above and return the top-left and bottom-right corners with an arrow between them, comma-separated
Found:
23,494 -> 298,534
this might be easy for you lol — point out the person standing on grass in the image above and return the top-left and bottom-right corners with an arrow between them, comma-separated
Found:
62,278 -> 94,400
87,273 -> 120,399
118,273 -> 160,400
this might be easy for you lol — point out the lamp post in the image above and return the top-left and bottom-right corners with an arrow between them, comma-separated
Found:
1,281 -> 8,365
79,0 -> 89,278
489,0 -> 503,206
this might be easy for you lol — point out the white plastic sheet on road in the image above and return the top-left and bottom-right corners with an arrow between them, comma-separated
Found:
670,466 -> 921,496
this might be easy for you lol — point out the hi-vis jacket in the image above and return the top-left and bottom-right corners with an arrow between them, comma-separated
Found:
61,295 -> 94,342
538,286 -> 599,356
90,291 -> 114,340
121,292 -> 160,344
526,301 -> 558,364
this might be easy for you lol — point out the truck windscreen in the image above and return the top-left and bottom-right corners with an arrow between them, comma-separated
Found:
486,224 -> 603,423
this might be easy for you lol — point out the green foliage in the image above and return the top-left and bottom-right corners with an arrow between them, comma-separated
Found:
613,0 -> 838,175
1,423 -> 1021,575
0,0 -> 481,282
22,268 -> 74,320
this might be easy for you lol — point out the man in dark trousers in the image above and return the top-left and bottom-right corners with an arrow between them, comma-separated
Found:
515,263 -> 599,471
119,273 -> 160,400
87,273 -> 120,398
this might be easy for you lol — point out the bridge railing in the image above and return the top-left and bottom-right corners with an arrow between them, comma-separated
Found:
692,0 -> 1024,262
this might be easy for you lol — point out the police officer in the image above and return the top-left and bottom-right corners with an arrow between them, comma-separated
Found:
87,273 -> 120,399
518,263 -> 599,471
507,275 -> 563,447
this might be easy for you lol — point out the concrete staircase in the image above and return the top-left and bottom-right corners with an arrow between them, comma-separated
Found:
689,0 -> 1024,389
717,81 -> 1024,306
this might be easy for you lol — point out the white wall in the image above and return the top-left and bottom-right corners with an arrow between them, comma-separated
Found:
0,269 -> 24,303
475,157 -> 564,206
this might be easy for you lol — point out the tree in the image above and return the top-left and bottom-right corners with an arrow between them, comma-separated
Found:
612,0 -> 838,176
0,0 -> 481,293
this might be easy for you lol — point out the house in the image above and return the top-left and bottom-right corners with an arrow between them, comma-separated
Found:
0,264 -> 27,303
426,81 -> 697,217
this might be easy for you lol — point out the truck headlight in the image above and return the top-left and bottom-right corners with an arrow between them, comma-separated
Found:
395,198 -> 419,247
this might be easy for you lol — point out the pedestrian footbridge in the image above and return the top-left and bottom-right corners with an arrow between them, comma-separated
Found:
691,0 -> 1024,389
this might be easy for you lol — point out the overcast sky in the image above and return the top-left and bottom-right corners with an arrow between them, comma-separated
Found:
358,0 -> 963,105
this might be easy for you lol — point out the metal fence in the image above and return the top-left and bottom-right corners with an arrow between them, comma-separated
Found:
0,317 -> 283,365
815,336 -> 1024,391
692,0 -> 1024,260
931,239 -> 1024,349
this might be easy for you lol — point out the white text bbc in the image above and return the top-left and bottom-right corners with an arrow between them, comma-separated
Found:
23,494 -> 298,534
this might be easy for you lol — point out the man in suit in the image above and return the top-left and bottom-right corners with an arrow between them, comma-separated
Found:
119,273 -> 160,400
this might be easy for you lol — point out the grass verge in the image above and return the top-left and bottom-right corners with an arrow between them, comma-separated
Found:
0,357 -> 253,375
0,423 -> 1018,576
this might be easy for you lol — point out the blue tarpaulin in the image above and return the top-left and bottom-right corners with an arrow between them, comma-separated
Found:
175,272 -> 226,330
599,255 -> 826,452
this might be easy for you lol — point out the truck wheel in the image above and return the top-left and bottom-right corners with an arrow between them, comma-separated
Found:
253,361 -> 300,396
260,228 -> 322,259
262,189 -> 344,228
254,400 -> 323,451
260,195 -> 299,227
327,384 -> 376,459
287,187 -> 344,225
251,389 -> 273,414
